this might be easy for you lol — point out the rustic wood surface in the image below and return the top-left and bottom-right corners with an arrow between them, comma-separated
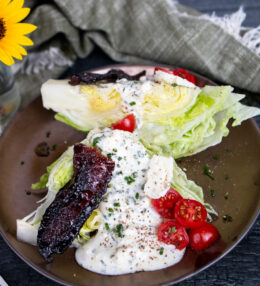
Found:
0,1 -> 259,285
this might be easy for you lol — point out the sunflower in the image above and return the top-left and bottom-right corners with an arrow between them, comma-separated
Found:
0,0 -> 37,66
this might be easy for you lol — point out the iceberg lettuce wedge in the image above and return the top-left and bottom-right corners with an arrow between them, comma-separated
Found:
140,86 -> 260,158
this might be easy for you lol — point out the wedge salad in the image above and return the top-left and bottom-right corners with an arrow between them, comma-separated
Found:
17,67 -> 260,275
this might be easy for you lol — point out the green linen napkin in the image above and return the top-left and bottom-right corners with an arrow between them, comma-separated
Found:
14,0 -> 260,107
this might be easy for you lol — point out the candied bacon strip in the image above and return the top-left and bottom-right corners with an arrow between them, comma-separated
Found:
69,69 -> 146,85
37,144 -> 115,261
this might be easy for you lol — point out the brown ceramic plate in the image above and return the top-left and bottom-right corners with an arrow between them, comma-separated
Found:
0,65 -> 259,286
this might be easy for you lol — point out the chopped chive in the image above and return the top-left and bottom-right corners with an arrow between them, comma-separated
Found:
107,153 -> 114,158
114,224 -> 123,238
210,189 -> 215,197
129,101 -> 136,106
108,208 -> 114,213
203,165 -> 215,180
105,223 -> 110,231
226,148 -> 231,153
112,148 -> 117,152
223,215 -> 232,222
20,161 -> 24,165
103,198 -> 108,203
225,175 -> 229,180
224,192 -> 229,199
118,157 -> 122,161
46,131 -> 51,138
52,144 -> 57,151
171,227 -> 176,233
159,247 -> 164,255
114,202 -> 120,207
132,172 -> 137,178
124,175 -> 135,185
171,83 -> 177,87
93,137 -> 101,147
135,193 -> 139,199
213,155 -> 219,160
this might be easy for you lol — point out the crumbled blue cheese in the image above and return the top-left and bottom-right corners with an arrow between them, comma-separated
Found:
154,70 -> 196,88
144,155 -> 173,199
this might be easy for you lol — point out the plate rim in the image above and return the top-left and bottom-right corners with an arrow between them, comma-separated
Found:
0,63 -> 259,286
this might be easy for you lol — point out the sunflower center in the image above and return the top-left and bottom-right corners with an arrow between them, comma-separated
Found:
0,18 -> 6,40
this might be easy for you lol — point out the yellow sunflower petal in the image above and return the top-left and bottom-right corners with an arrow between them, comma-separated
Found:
0,40 -> 23,60
11,23 -> 37,35
5,7 -> 30,23
0,0 -> 11,12
0,0 -> 23,19
16,35 -> 34,46
0,47 -> 15,66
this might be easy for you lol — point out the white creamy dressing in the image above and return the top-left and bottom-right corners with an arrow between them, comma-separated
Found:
76,129 -> 185,275
115,78 -> 151,128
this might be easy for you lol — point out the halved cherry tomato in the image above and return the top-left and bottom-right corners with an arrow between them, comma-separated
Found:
157,220 -> 189,250
111,114 -> 136,133
189,222 -> 220,251
172,69 -> 195,84
154,67 -> 195,84
151,188 -> 182,219
174,199 -> 207,228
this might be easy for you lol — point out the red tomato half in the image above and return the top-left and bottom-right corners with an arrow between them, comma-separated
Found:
151,188 -> 182,219
172,69 -> 195,84
111,114 -> 136,133
174,199 -> 207,229
157,220 -> 189,250
189,222 -> 220,251
154,67 -> 196,84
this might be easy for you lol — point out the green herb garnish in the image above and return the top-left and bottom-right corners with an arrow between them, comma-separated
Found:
135,193 -> 139,199
108,208 -> 114,213
114,224 -> 123,238
52,144 -> 57,151
114,202 -> 120,207
226,148 -> 231,152
124,175 -> 135,185
107,153 -> 114,158
105,223 -> 110,230
224,192 -> 229,199
130,101 -> 136,106
225,175 -> 229,180
210,189 -> 215,197
93,137 -> 101,147
171,83 -> 177,87
203,165 -> 214,180
46,131 -> 51,138
213,155 -> 219,160
118,157 -> 122,161
223,215 -> 232,222
171,227 -> 176,233
20,161 -> 24,165
159,247 -> 164,255
112,148 -> 117,152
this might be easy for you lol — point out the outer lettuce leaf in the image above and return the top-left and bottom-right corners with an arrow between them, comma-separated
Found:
171,158 -> 217,219
31,159 -> 59,190
55,113 -> 88,132
140,86 -> 260,158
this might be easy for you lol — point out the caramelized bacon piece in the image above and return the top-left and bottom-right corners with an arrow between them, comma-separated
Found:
37,144 -> 115,261
69,69 -> 146,85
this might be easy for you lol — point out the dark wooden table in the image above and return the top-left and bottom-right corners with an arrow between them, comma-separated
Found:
1,1 -> 259,285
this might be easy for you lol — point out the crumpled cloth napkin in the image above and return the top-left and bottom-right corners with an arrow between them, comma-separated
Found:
14,0 -> 260,107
